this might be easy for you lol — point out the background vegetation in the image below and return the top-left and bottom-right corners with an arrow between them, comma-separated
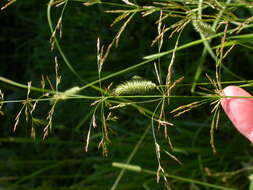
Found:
0,0 -> 253,189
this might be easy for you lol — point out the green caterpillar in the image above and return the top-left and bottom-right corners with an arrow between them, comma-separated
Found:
192,19 -> 216,37
113,79 -> 157,96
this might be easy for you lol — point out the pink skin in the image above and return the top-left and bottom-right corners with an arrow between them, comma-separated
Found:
221,86 -> 253,143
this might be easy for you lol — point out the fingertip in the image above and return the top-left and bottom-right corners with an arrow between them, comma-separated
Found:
222,85 -> 251,97
221,85 -> 253,143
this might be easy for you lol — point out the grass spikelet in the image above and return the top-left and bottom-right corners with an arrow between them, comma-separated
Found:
113,79 -> 157,96
83,0 -> 101,6
43,102 -> 57,140
0,90 -> 4,115
13,82 -> 33,132
192,19 -> 216,37
170,99 -> 210,117
121,0 -> 135,6
1,0 -> 16,10
110,11 -> 131,27
205,0 -> 224,10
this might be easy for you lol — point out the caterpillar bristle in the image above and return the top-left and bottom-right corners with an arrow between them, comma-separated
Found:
53,86 -> 81,101
113,80 -> 157,96
192,19 -> 216,37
